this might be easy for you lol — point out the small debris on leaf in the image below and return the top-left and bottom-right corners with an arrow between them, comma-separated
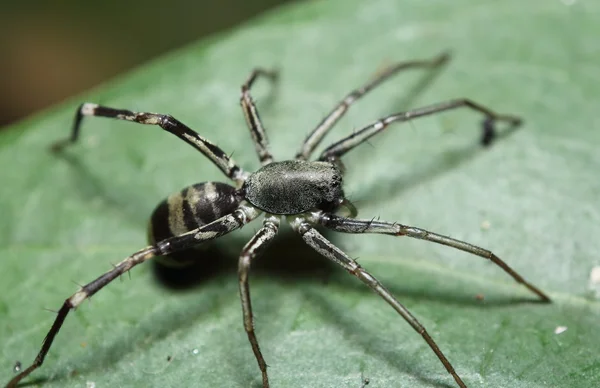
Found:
589,266 -> 600,298
361,377 -> 370,388
554,326 -> 568,335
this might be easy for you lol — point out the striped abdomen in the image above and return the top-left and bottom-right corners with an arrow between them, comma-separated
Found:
148,182 -> 241,266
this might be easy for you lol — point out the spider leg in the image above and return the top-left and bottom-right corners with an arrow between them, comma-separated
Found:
241,68 -> 279,165
288,216 -> 467,388
318,99 -> 522,162
296,51 -> 450,160
238,215 -> 280,388
6,205 -> 262,388
316,213 -> 550,302
52,104 -> 247,184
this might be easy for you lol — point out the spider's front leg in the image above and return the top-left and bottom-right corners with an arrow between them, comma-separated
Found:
319,99 -> 522,162
6,205 -> 262,388
296,51 -> 451,160
240,68 -> 279,166
316,213 -> 550,302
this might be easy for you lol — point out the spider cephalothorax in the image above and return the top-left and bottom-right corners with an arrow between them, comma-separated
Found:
243,160 -> 344,214
8,53 -> 550,388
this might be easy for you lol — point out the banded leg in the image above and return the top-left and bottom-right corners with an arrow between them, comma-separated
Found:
316,213 -> 550,302
6,205 -> 262,388
288,217 -> 467,388
241,68 -> 279,165
318,99 -> 522,162
296,52 -> 450,160
238,215 -> 280,388
53,104 -> 246,184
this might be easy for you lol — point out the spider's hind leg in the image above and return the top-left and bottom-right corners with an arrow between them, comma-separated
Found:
7,205 -> 262,388
52,103 -> 246,184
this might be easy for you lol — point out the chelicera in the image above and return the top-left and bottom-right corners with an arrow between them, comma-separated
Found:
7,52 -> 550,388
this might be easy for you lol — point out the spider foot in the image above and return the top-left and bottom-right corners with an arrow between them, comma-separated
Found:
480,115 -> 523,147
481,117 -> 496,146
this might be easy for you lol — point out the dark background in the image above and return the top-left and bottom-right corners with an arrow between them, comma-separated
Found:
0,0 -> 295,127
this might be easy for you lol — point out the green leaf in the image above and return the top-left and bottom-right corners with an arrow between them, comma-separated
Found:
2,0 -> 599,387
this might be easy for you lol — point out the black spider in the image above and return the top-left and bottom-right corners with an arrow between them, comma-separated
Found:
8,52 -> 550,388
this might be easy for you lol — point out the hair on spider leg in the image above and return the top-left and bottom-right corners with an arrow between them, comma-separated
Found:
69,280 -> 85,289
9,52 -> 548,388
108,262 -> 128,283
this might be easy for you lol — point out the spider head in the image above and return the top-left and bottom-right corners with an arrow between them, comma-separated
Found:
242,160 -> 345,215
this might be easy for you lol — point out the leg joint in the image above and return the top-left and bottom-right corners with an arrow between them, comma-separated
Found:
159,114 -> 176,130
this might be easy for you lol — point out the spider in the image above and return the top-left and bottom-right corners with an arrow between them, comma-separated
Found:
7,51 -> 550,388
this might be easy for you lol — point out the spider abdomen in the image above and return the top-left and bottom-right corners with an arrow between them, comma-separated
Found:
243,160 -> 343,214
148,182 -> 241,264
